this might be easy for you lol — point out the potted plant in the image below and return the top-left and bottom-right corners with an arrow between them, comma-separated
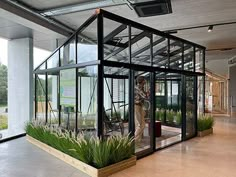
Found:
25,121 -> 136,177
197,114 -> 214,137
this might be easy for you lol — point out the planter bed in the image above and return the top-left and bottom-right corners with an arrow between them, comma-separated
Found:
198,128 -> 213,137
26,135 -> 136,177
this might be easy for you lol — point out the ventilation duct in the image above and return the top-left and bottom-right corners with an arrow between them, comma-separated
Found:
130,0 -> 172,17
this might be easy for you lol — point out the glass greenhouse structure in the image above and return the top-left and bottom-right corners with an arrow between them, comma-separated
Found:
34,9 -> 205,158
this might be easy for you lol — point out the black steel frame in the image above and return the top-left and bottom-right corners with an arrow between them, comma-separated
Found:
32,9 -> 206,158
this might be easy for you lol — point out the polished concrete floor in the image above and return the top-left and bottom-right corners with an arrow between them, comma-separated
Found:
1,116 -> 236,177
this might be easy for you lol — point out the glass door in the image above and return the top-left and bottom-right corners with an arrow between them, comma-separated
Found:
155,73 -> 182,149
134,71 -> 154,156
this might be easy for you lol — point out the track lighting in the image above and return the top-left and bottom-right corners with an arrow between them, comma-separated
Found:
208,25 -> 213,32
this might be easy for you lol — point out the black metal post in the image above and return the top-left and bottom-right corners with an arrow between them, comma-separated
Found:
181,75 -> 186,140
58,74 -> 61,126
75,33 -> 78,136
164,75 -> 167,124
167,38 -> 170,68
194,76 -> 198,136
128,25 -> 135,146
193,46 -> 196,72
34,74 -> 37,120
203,50 -> 206,114
45,61 -> 48,124
97,12 -> 104,138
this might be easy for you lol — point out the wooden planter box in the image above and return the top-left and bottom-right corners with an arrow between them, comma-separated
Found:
198,128 -> 213,137
26,135 -> 136,177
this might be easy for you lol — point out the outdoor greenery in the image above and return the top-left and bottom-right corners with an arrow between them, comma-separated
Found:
197,114 -> 214,131
0,115 -> 8,130
0,63 -> 7,105
25,121 -> 134,168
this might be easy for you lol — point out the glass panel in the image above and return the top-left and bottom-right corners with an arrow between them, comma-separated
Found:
169,39 -> 183,70
36,74 -> 46,123
195,48 -> 204,72
103,66 -> 129,137
186,76 -> 196,138
184,44 -> 194,71
47,51 -> 59,69
155,72 -> 182,149
77,66 -> 97,134
134,71 -> 151,153
59,69 -> 76,130
47,74 -> 59,126
60,37 -> 76,66
152,35 -> 168,67
131,28 -> 151,66
77,18 -> 98,63
198,76 -> 204,114
38,63 -> 46,70
0,63 -> 8,136
103,18 -> 129,63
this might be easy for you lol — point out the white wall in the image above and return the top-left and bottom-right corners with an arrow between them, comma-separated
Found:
206,59 -> 228,76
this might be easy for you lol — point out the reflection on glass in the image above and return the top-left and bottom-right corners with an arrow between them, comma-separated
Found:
77,19 -> 98,63
47,51 -> 59,69
169,40 -> 182,70
103,66 -> 129,137
60,38 -> 76,66
195,48 -> 204,72
47,74 -> 59,126
155,73 -> 182,149
36,74 -> 46,122
152,35 -> 167,67
186,76 -> 196,138
77,38 -> 97,63
77,66 -> 97,133
60,69 -> 76,130
132,28 -> 151,66
184,45 -> 194,71
103,18 -> 129,63
134,72 -> 151,153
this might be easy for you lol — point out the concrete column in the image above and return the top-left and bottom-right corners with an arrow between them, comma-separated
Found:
8,38 -> 33,134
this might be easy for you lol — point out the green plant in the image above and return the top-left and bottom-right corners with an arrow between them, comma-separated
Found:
155,110 -> 160,121
123,110 -> 129,122
0,115 -> 8,130
166,109 -> 174,124
155,109 -> 165,122
25,121 -> 134,168
175,111 -> 182,126
197,114 -> 214,131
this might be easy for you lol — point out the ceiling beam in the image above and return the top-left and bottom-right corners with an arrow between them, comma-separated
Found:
0,0 -> 72,37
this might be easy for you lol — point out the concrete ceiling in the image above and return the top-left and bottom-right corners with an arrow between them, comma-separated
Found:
1,0 -> 236,75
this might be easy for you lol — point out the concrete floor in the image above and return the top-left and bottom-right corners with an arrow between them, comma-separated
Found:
1,116 -> 236,177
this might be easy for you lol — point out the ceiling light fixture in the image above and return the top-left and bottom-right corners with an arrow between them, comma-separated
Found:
208,25 -> 213,32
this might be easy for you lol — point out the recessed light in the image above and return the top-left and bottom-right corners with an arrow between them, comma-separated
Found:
208,25 -> 213,32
